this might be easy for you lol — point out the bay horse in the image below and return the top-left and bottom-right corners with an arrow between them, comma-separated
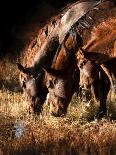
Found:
17,0 -> 99,114
43,0 -> 116,118
77,48 -> 116,118
43,31 -> 82,117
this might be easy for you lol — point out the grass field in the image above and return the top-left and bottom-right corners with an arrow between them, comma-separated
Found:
0,89 -> 116,155
0,1 -> 116,154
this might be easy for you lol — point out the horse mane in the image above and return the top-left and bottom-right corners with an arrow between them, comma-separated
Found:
57,0 -> 97,19
75,1 -> 116,62
23,0 -> 111,69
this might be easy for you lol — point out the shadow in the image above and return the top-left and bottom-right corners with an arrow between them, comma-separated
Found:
0,79 -> 22,92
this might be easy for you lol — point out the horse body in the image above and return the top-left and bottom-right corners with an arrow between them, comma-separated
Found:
17,0 -> 98,114
77,50 -> 116,118
77,4 -> 116,62
45,0 -> 116,117
32,0 -> 99,67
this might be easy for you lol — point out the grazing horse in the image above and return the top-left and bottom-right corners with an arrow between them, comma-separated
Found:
77,48 -> 116,118
77,48 -> 112,118
17,0 -> 98,114
44,0 -> 116,118
43,31 -> 82,116
77,47 -> 116,91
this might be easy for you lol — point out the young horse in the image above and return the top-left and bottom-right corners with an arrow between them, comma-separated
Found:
17,1 -> 98,114
77,48 -> 112,118
43,0 -> 116,118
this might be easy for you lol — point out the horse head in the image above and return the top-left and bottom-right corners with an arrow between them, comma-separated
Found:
77,48 -> 100,102
17,63 -> 48,114
43,66 -> 75,117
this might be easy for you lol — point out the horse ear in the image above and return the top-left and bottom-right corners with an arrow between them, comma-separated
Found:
42,66 -> 62,77
77,48 -> 86,60
79,48 -> 85,57
16,63 -> 25,72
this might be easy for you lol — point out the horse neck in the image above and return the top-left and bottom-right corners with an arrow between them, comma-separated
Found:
53,45 -> 76,75
32,35 -> 60,71
31,0 -> 101,70
77,1 -> 116,63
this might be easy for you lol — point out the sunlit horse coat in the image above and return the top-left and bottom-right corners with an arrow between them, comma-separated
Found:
17,0 -> 99,114
44,0 -> 116,118
77,48 -> 116,118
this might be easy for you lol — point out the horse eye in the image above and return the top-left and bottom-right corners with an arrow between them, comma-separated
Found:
79,62 -> 83,69
83,60 -> 87,65
23,77 -> 27,82
53,79 -> 58,85
36,73 -> 42,80
47,80 -> 54,89
21,81 -> 26,88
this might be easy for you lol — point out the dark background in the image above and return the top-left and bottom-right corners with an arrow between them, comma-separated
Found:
0,0 -> 115,90
0,0 -> 116,58
0,0 -> 77,56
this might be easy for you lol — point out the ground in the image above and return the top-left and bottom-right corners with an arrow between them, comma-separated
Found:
0,1 -> 116,154
0,89 -> 116,155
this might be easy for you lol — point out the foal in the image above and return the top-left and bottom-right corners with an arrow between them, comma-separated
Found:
77,48 -> 113,118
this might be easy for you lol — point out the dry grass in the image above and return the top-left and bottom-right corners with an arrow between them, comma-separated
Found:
0,89 -> 116,155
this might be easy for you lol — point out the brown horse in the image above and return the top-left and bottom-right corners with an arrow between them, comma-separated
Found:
17,0 -> 98,114
17,16 -> 62,114
43,32 -> 81,116
77,48 -> 114,118
77,47 -> 116,92
44,0 -> 116,117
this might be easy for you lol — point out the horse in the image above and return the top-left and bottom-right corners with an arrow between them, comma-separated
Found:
17,0 -> 99,114
77,48 -> 116,117
77,48 -> 115,118
77,47 -> 116,90
43,32 -> 81,116
43,0 -> 116,118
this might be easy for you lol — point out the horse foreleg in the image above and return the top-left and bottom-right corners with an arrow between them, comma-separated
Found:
101,64 -> 116,94
92,72 -> 110,119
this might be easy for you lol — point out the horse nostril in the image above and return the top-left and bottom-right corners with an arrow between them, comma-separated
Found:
32,96 -> 35,102
58,109 -> 66,117
86,84 -> 91,90
51,110 -> 64,117
51,111 -> 58,117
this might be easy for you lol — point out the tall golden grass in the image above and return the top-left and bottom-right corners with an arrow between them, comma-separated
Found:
0,89 -> 116,155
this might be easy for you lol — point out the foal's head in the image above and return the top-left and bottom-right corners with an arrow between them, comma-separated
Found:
77,48 -> 100,102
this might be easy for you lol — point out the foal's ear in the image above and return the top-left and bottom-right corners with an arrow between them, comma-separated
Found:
42,66 -> 62,77
77,48 -> 86,60
16,63 -> 26,73
17,63 -> 34,76
80,48 -> 86,55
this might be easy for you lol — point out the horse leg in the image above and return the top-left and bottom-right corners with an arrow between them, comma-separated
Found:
92,71 -> 110,119
100,64 -> 116,93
